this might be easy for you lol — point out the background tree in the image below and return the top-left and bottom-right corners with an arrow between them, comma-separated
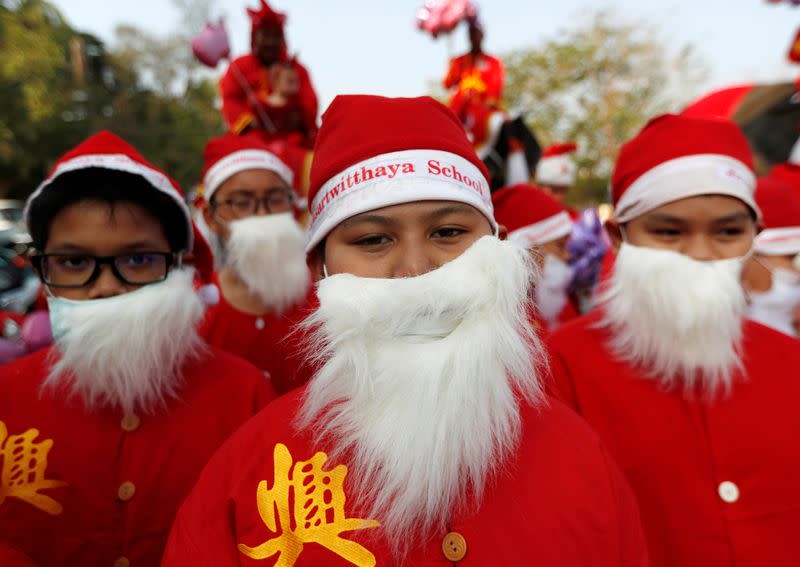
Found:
0,0 -> 223,200
503,11 -> 708,205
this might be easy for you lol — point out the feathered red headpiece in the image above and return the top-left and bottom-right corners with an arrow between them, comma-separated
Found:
247,0 -> 286,32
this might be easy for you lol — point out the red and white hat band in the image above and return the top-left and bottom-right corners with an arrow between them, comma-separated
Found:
24,153 -> 193,250
754,227 -> 800,256
613,154 -> 758,223
306,149 -> 495,252
535,156 -> 576,186
508,211 -> 573,247
204,149 -> 293,201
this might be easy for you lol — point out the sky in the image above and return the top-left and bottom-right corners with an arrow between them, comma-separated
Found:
49,0 -> 800,111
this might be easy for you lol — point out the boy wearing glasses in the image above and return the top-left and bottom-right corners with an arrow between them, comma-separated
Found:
199,134 -> 316,393
0,131 -> 273,566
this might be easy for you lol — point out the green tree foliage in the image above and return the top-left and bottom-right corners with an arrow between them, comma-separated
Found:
0,0 -> 224,200
503,11 -> 707,205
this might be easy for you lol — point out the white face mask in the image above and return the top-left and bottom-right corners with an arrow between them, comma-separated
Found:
599,242 -> 748,396
535,253 -> 572,325
44,270 -> 205,415
748,265 -> 800,337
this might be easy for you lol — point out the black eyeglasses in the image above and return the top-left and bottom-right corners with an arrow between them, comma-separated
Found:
211,189 -> 294,219
31,252 -> 176,288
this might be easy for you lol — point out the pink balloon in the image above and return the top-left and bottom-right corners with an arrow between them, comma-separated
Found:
21,310 -> 53,353
192,20 -> 231,68
416,0 -> 478,39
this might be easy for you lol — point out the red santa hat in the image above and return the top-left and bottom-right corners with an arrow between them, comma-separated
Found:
611,114 -> 758,223
492,184 -> 573,247
24,130 -> 214,284
754,175 -> 800,255
535,143 -> 577,187
306,95 -> 495,252
247,0 -> 286,33
201,134 -> 294,202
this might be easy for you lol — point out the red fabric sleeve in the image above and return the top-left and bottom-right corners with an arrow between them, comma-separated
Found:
485,57 -> 505,104
442,56 -> 462,89
219,61 -> 254,132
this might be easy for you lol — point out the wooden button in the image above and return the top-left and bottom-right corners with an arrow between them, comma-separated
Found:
120,414 -> 140,432
118,481 -> 136,502
442,531 -> 467,562
114,557 -> 130,567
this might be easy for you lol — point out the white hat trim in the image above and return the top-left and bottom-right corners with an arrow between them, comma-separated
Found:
204,149 -> 294,201
306,149 -> 495,252
754,226 -> 800,256
613,154 -> 758,223
24,153 -> 193,251
508,211 -> 573,247
535,155 -> 576,187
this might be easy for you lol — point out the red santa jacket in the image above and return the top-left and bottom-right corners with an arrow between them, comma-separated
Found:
198,276 -> 317,394
546,311 -> 800,567
220,54 -> 318,148
161,387 -> 649,566
0,345 -> 274,567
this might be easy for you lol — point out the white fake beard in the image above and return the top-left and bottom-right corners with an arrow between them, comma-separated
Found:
598,242 -> 747,396
225,213 -> 310,312
44,269 -> 205,415
535,253 -> 573,325
297,236 -> 546,556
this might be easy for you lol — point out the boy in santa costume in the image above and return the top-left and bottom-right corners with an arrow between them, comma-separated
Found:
161,95 -> 648,566
0,131 -> 274,566
742,176 -> 800,337
199,134 -> 316,393
547,113 -> 800,567
492,183 -> 578,332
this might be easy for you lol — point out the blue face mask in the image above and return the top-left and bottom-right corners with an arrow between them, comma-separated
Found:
46,283 -> 163,342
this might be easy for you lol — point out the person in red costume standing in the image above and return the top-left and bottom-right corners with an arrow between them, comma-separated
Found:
492,184 -> 578,333
0,132 -> 273,567
443,19 -> 505,150
220,1 -> 318,149
162,95 -> 648,567
547,114 -> 800,567
741,176 -> 800,338
199,134 -> 317,393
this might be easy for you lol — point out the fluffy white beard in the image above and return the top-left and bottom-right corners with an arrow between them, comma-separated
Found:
297,236 -> 546,557
598,242 -> 747,396
44,269 -> 205,415
225,213 -> 311,312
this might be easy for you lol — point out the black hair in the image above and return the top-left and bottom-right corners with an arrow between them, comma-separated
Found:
28,168 -> 188,252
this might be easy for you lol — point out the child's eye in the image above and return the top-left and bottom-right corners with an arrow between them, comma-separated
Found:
432,227 -> 466,239
353,235 -> 392,247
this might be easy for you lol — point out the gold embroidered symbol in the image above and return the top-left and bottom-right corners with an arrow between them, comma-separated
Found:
458,68 -> 488,94
239,443 -> 379,566
0,420 -> 66,515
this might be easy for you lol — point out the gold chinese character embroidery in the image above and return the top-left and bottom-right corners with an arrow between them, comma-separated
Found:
239,443 -> 379,566
0,420 -> 66,515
